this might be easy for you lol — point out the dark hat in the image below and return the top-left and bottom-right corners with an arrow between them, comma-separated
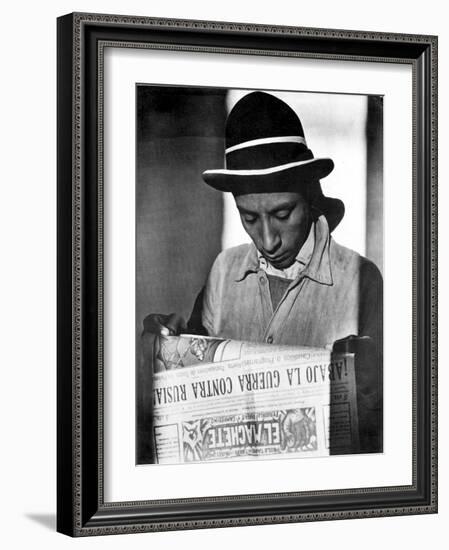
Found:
202,91 -> 344,231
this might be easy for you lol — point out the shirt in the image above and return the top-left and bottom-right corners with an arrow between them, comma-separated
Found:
198,215 -> 383,350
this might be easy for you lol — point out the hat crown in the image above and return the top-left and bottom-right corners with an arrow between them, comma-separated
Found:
226,92 -> 305,148
224,92 -> 312,172
201,91 -> 340,231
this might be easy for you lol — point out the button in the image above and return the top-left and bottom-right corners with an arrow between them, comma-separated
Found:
259,276 -> 266,284
267,336 -> 273,344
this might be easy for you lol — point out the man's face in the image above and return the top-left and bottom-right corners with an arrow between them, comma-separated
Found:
234,191 -> 311,270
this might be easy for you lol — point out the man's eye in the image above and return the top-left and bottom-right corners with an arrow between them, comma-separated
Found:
243,215 -> 257,223
275,210 -> 291,220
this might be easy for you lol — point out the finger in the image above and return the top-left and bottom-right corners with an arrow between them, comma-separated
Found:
143,314 -> 171,335
165,313 -> 187,335
160,326 -> 170,336
164,314 -> 180,334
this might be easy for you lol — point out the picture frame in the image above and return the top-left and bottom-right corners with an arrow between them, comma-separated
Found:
57,12 -> 437,536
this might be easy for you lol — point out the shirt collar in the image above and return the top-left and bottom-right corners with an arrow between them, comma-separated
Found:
235,214 -> 333,285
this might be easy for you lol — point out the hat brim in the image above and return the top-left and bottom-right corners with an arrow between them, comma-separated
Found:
202,157 -> 334,193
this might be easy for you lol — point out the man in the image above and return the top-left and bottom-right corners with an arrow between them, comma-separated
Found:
143,91 -> 382,451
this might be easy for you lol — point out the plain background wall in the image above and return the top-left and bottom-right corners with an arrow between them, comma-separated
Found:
136,86 -> 226,346
0,1 -> 445,548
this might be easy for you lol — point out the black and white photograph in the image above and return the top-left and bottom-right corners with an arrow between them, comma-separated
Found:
0,0 -> 444,545
136,85 -> 383,465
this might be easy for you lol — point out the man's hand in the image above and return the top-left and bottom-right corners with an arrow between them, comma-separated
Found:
333,335 -> 379,403
333,335 -> 382,453
141,313 -> 187,373
142,313 -> 187,337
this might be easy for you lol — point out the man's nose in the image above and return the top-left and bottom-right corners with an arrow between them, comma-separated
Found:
261,221 -> 281,254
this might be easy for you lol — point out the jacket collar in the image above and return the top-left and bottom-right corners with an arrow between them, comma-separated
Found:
235,214 -> 333,285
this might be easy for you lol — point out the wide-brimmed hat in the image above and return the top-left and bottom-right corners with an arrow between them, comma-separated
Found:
202,91 -> 345,231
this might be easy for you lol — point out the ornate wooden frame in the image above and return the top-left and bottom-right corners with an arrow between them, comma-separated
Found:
57,12 -> 437,536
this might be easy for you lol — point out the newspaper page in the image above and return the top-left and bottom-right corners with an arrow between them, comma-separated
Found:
152,335 -> 359,464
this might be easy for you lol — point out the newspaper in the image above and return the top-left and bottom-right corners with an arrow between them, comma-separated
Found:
152,335 -> 359,464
